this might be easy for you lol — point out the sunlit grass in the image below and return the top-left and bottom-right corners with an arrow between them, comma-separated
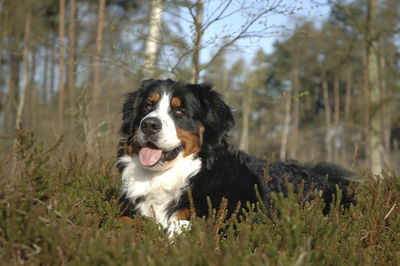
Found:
0,130 -> 399,264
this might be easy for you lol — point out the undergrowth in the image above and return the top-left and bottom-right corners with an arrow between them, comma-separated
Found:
0,131 -> 399,265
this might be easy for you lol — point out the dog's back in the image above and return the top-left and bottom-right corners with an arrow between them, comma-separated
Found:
171,149 -> 358,219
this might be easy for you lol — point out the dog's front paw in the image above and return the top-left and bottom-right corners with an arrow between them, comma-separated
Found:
167,220 -> 191,238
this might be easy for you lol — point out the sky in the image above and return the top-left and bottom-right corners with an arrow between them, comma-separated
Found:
197,0 -> 332,64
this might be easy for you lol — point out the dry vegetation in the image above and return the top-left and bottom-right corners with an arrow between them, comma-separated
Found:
0,130 -> 399,265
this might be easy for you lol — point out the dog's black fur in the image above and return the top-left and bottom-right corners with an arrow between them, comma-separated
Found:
118,79 -> 357,222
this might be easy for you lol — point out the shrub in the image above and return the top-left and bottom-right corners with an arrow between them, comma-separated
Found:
0,131 -> 399,265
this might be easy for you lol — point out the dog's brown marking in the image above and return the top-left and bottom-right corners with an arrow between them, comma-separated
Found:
135,99 -> 141,109
150,93 -> 160,104
171,97 -> 182,108
198,125 -> 204,145
125,145 -> 133,154
125,128 -> 140,155
176,127 -> 202,157
174,208 -> 190,220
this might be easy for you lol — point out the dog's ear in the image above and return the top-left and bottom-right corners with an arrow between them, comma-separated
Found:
119,90 -> 141,137
119,79 -> 154,137
194,82 -> 234,146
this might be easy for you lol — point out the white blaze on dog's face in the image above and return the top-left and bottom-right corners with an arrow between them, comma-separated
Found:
136,93 -> 184,171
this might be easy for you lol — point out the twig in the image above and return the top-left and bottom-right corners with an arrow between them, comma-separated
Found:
15,209 -> 50,224
72,198 -> 86,209
31,135 -> 63,161
30,197 -> 76,227
0,142 -> 22,167
384,204 -> 396,220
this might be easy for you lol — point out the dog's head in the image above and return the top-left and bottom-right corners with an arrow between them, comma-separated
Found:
119,79 -> 234,171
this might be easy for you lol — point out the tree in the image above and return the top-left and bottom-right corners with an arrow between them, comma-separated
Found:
67,0 -> 77,101
322,78 -> 333,162
143,0 -> 164,77
280,82 -> 292,160
288,50 -> 299,159
92,0 -> 106,109
342,70 -> 353,162
42,39 -> 49,103
2,0 -> 24,134
169,0 -> 292,83
15,5 -> 32,130
12,3 -> 32,175
329,0 -> 399,173
238,79 -> 252,151
58,0 -> 66,130
189,0 -> 203,83
367,0 -> 383,175
239,49 -> 268,152
333,74 -> 340,163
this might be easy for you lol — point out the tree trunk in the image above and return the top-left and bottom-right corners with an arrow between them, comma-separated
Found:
0,31 -> 3,91
380,43 -> 392,167
191,0 -> 203,83
143,0 -> 163,78
7,14 -> 22,133
362,45 -> 370,168
333,74 -> 340,163
288,63 -> 299,159
322,78 -> 332,162
87,0 -> 106,151
92,0 -> 106,109
15,9 -> 31,130
50,37 -> 56,97
6,53 -> 21,133
27,40 -> 37,129
58,0 -> 66,130
11,8 -> 31,176
344,72 -> 352,127
67,0 -> 77,102
280,90 -> 292,160
367,0 -> 383,175
342,71 -> 352,162
221,66 -> 229,101
239,84 -> 252,151
42,41 -> 49,103
2,5 -> 12,134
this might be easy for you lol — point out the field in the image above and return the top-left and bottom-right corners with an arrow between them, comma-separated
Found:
1,131 -> 399,265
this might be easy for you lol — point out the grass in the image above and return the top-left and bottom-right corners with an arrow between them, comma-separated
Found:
0,130 -> 399,265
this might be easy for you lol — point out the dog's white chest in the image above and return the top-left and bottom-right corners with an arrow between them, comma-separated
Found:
119,154 -> 201,227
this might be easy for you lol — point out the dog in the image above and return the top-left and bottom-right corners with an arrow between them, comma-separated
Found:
117,79 -> 357,234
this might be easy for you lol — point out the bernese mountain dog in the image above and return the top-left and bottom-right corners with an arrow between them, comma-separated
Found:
117,79 -> 357,235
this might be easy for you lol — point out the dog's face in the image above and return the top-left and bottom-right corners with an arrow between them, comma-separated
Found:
119,79 -> 234,171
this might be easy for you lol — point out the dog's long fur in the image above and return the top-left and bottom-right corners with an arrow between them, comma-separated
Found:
117,79 -> 357,232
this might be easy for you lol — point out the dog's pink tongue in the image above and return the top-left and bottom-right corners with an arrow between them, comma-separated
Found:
139,146 -> 163,166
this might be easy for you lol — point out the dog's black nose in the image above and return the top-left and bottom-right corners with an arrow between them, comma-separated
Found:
141,117 -> 162,135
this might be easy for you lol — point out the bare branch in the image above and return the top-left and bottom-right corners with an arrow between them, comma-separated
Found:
202,0 -> 234,32
200,2 -> 283,71
330,0 -> 367,36
170,49 -> 194,74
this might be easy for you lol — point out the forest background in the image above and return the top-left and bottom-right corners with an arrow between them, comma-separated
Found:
1,0 -> 400,174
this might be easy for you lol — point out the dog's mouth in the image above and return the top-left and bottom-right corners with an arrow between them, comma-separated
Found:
138,142 -> 184,167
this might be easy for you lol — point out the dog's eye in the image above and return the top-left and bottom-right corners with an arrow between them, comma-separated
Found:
175,107 -> 184,116
143,103 -> 152,111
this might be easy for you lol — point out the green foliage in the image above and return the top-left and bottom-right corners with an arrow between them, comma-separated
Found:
0,132 -> 399,264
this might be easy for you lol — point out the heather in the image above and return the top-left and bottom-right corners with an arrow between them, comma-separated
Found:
1,132 -> 399,265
